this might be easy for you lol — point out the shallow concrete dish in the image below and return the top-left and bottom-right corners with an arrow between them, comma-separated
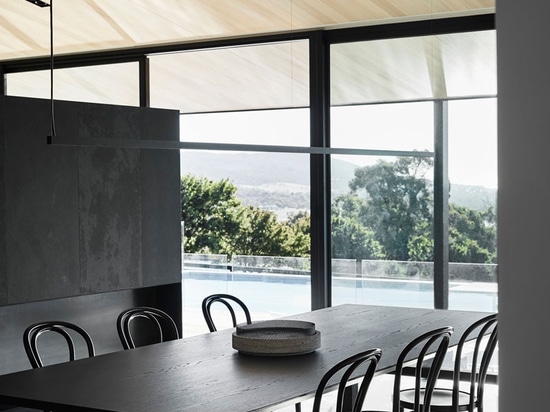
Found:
232,319 -> 321,356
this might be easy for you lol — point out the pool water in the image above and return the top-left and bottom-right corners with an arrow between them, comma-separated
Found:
182,270 -> 497,336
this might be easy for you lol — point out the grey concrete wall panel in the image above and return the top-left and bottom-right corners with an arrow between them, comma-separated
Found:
140,110 -> 181,286
4,97 -> 80,303
0,96 -> 180,304
79,146 -> 143,293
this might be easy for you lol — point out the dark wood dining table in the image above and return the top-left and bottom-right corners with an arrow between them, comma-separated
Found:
0,304 -> 492,412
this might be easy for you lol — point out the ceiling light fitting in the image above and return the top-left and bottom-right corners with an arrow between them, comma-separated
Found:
25,0 -> 50,7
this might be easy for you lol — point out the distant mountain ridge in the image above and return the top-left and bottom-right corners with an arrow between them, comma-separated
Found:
181,152 -> 496,212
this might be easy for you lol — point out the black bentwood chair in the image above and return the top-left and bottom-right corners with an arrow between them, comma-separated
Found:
23,321 -> 95,369
400,314 -> 498,412
364,326 -> 453,412
201,293 -> 252,332
313,348 -> 383,412
117,306 -> 180,350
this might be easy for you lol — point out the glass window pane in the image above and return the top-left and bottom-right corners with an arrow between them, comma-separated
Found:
153,41 -> 312,335
448,98 -> 497,312
331,30 -> 496,105
5,62 -> 140,106
181,150 -> 311,336
180,108 -> 309,146
331,30 -> 497,313
441,31 -> 497,98
331,154 -> 435,308
149,40 -> 309,114
449,99 -> 497,191
331,102 -> 434,151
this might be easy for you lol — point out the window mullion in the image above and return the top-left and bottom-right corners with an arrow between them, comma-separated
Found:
309,31 -> 331,310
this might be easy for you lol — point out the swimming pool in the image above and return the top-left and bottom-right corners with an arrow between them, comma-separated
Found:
181,270 -> 497,336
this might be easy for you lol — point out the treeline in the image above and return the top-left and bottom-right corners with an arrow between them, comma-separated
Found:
181,157 -> 496,263
181,174 -> 310,258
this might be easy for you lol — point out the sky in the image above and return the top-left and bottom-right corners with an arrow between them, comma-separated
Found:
181,98 -> 498,190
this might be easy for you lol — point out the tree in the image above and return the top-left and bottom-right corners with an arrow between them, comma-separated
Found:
449,204 -> 496,263
227,208 -> 312,257
228,206 -> 291,256
407,220 -> 433,261
331,194 -> 384,259
180,174 -> 241,254
285,211 -> 311,257
349,157 -> 434,261
181,174 -> 311,258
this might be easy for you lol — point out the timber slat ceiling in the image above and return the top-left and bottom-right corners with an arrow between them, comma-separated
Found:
1,0 -> 494,62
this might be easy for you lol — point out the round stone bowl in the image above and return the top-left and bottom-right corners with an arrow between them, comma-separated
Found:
232,319 -> 321,356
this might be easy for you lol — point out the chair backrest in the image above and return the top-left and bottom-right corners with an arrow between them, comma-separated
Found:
451,313 -> 498,412
201,293 -> 252,332
117,306 -> 180,350
394,326 -> 454,412
313,348 -> 382,412
23,321 -> 95,369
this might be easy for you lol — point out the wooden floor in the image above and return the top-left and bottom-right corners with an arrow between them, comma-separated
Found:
275,375 -> 498,412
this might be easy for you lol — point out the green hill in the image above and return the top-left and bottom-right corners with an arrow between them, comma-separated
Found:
180,152 -> 496,212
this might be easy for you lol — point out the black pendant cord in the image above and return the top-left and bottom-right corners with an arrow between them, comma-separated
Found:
49,0 -> 56,136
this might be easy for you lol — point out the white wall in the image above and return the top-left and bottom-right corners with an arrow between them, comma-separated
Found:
497,1 -> 550,410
